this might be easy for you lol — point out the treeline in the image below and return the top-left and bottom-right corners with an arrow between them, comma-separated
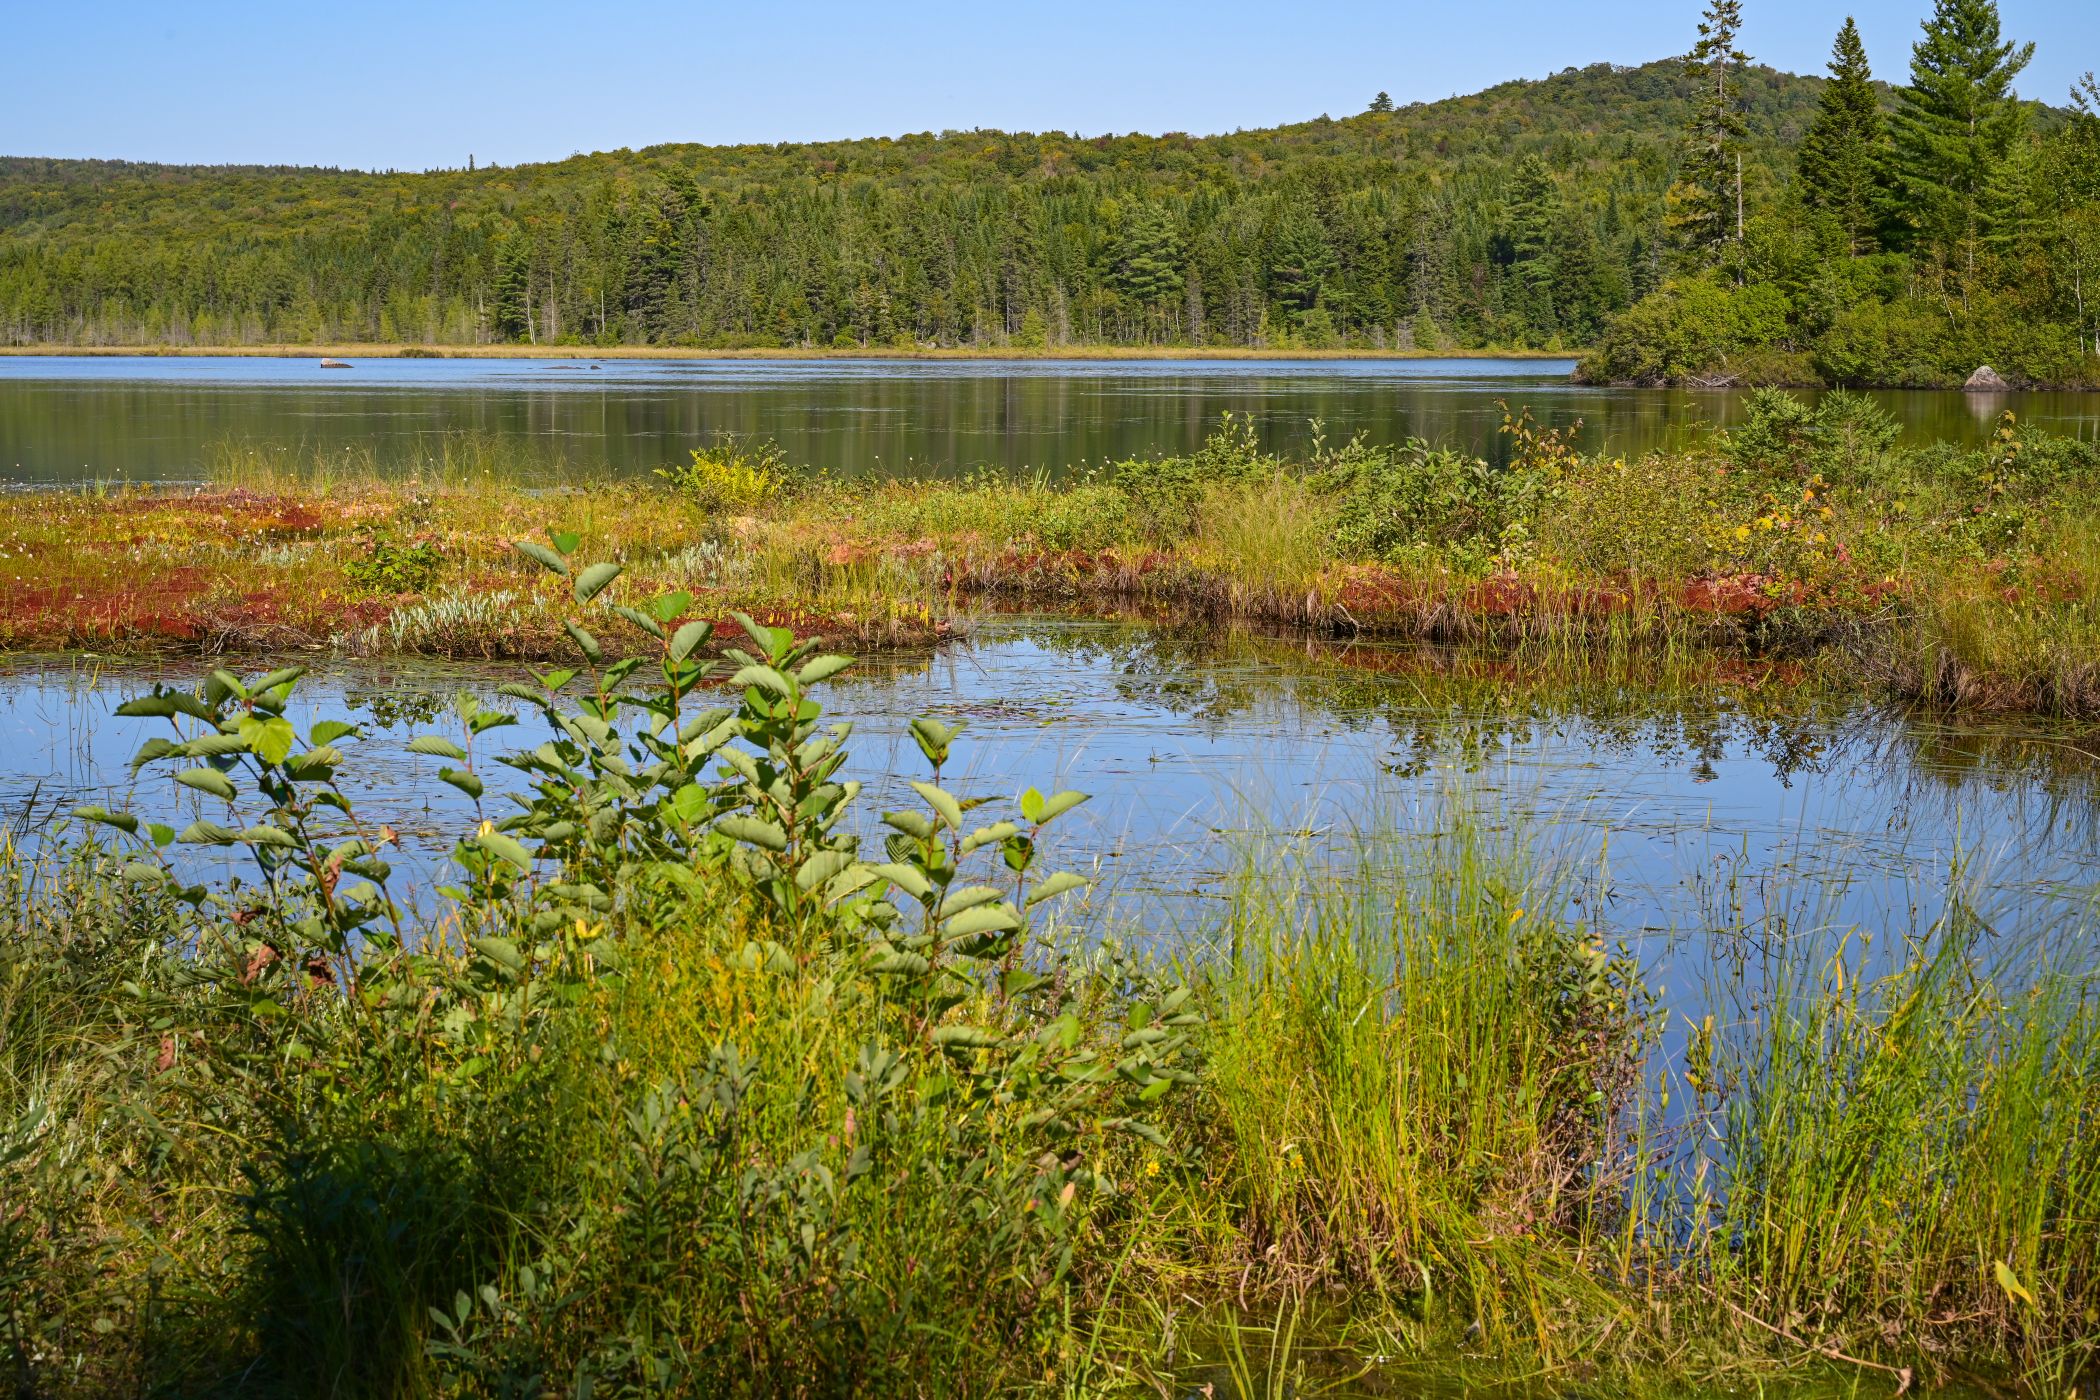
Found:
1581,0 -> 2099,387
0,61 -> 1839,352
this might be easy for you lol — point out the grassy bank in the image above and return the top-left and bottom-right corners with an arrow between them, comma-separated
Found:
6,570 -> 2099,1397
3,394 -> 2097,716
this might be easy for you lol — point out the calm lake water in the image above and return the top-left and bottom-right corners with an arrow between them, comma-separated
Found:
4,354 -> 2098,484
6,620 -> 2095,1000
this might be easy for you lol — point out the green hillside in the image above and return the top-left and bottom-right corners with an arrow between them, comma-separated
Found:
0,59 -> 1833,351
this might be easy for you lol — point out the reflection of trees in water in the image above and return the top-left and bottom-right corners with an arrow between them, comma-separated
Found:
995,618 -> 2100,817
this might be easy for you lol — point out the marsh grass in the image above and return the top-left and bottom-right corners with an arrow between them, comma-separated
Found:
10,404 -> 2100,718
11,784 -> 2100,1394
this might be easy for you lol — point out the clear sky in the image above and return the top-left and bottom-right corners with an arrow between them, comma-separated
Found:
5,0 -> 2093,171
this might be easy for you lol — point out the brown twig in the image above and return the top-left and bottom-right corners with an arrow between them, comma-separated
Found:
1704,1286 -> 1913,1395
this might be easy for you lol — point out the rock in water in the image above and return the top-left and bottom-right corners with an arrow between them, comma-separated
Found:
319,358 -> 352,369
1964,365 -> 2009,390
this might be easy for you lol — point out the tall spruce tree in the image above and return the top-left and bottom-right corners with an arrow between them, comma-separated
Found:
1670,0 -> 1750,262
1891,0 -> 2034,277
1797,18 -> 1891,255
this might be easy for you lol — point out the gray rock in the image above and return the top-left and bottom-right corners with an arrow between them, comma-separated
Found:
1964,365 -> 2010,390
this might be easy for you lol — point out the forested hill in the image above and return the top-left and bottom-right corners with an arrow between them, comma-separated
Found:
0,59 -> 1837,351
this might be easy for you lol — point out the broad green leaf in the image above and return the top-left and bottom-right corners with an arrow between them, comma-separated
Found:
438,767 -> 484,799
867,862 -> 933,899
474,831 -> 534,873
716,816 -> 788,852
129,738 -> 177,771
174,767 -> 237,801
238,716 -> 297,766
71,805 -> 139,834
731,665 -> 794,698
472,936 -> 526,973
611,604 -> 666,639
515,540 -> 569,575
284,746 -> 343,782
908,780 -> 964,832
177,819 -> 240,846
882,810 -> 935,840
795,654 -> 854,687
564,621 -> 604,664
794,849 -> 857,892
648,589 -> 693,624
309,720 -> 360,746
114,695 -> 178,719
1026,871 -> 1090,907
238,825 -> 298,849
572,561 -> 621,603
959,820 -> 1019,855
943,904 -> 1021,939
938,885 -> 1005,917
182,733 -> 249,758
253,666 -> 306,694
549,530 -> 581,556
931,1024 -> 1000,1050
1021,788 -> 1090,825
407,736 -> 468,761
669,620 -> 714,663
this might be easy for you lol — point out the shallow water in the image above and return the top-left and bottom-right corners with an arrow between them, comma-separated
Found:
3,354 -> 2097,484
4,619 -> 2095,995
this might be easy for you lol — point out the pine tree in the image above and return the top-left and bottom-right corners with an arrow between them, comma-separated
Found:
1797,18 -> 1891,255
1669,0 -> 1750,263
1503,156 -> 1559,336
1368,92 -> 1395,113
1891,0 -> 2034,278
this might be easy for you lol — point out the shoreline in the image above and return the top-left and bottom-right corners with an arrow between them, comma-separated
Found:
0,342 -> 1583,363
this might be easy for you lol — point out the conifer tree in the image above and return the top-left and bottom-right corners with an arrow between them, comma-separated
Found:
1670,0 -> 1750,262
1504,156 -> 1560,335
1797,18 -> 1891,255
1368,92 -> 1395,113
1891,0 -> 2034,277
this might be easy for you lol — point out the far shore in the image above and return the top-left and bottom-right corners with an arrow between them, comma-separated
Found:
0,342 -> 1582,363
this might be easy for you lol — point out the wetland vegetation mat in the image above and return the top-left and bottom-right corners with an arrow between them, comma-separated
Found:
5,543 -> 2100,1398
3,394 -> 2098,718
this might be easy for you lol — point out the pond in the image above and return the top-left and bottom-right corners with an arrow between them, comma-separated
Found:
7,619 -> 2096,999
4,354 -> 2099,485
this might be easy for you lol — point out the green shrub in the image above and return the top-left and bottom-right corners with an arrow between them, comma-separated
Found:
656,433 -> 795,513
343,537 -> 444,594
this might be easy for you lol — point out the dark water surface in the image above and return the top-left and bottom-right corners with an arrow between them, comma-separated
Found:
4,354 -> 2099,484
5,621 -> 2095,995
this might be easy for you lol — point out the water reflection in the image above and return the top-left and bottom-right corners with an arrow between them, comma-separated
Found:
2,621 -> 2094,967
3,355 -> 2097,485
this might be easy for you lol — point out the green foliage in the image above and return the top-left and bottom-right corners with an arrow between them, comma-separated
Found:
343,536 -> 445,594
0,60 -> 1845,352
22,528 -> 1199,1395
1591,0 -> 2096,389
1578,275 -> 1797,384
1671,0 -> 1751,261
1796,18 -> 1893,256
1892,0 -> 2036,265
653,433 -> 794,512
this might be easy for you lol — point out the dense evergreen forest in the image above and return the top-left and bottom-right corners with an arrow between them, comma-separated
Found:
0,60 -> 1838,353
1581,0 -> 2099,387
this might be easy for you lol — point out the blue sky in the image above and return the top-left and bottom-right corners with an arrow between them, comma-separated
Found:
6,0 -> 2093,170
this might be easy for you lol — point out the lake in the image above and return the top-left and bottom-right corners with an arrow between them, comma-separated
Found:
4,354 -> 2099,485
8,619 -> 2097,1002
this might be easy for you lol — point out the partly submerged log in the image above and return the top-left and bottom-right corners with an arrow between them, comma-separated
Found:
1964,364 -> 2010,391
